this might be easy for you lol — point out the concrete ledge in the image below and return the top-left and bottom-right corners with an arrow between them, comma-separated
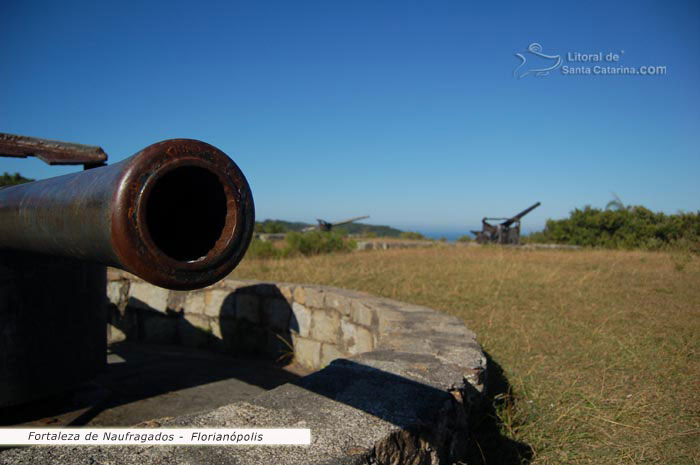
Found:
520,243 -> 583,250
355,240 -> 436,251
1,271 -> 487,465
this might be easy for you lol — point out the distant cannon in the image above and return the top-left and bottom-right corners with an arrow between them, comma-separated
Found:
471,202 -> 541,245
304,215 -> 370,232
0,133 -> 254,406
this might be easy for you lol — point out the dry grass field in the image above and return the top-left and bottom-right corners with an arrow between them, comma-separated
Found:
231,245 -> 700,465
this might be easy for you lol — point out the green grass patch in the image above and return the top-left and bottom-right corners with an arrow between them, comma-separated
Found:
246,231 -> 356,259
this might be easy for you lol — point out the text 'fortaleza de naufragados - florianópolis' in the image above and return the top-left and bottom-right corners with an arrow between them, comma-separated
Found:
26,431 -> 265,443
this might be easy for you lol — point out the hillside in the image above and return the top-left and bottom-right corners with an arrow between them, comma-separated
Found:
255,219 -> 403,237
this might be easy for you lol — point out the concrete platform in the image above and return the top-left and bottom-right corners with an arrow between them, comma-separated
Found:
0,279 -> 487,464
1,342 -> 308,427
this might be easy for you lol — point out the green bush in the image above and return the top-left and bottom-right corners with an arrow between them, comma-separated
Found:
254,220 -> 288,233
457,235 -> 473,242
284,231 -> 355,256
399,231 -> 426,240
0,172 -> 33,187
247,232 -> 357,259
332,228 -> 350,237
529,204 -> 700,252
246,239 -> 282,259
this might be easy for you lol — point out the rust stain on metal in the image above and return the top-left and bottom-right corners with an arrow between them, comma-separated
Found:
0,133 -> 107,166
0,137 -> 255,290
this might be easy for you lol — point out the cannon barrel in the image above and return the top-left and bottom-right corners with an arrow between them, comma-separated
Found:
332,215 -> 370,227
0,138 -> 254,290
501,202 -> 541,227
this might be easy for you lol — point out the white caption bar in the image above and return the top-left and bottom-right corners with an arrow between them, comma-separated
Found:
0,428 -> 311,446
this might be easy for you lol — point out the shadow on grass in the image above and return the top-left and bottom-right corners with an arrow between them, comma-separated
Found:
461,351 -> 533,465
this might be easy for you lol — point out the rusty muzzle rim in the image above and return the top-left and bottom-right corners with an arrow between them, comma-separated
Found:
111,139 -> 254,290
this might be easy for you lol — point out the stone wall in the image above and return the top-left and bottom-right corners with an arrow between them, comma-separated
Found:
107,269 -> 385,371
3,270 -> 488,464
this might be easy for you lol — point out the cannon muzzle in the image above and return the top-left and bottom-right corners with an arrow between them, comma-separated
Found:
0,138 -> 254,290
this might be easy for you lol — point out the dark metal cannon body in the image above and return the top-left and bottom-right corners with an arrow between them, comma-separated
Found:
0,134 -> 254,407
471,202 -> 541,245
0,136 -> 254,290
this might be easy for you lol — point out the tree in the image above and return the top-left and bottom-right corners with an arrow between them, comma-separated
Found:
0,172 -> 34,187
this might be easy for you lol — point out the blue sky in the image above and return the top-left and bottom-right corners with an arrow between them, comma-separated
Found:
2,0 -> 698,235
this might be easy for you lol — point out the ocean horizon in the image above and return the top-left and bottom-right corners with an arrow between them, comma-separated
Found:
417,227 -> 543,242
417,230 -> 470,242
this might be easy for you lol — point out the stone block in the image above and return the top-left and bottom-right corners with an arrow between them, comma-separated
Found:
320,343 -> 344,368
279,285 -> 294,302
210,319 -> 223,340
166,290 -> 188,312
203,289 -> 231,317
350,299 -> 376,327
236,293 -> 260,324
324,292 -> 352,316
355,241 -> 372,251
291,302 -> 311,337
293,286 -> 306,305
304,287 -> 326,308
355,326 -> 375,354
263,298 -> 291,331
376,309 -> 408,335
183,292 -> 205,315
310,309 -> 341,344
107,324 -> 126,344
341,319 -> 375,354
106,280 -> 129,308
128,282 -> 169,312
293,336 -> 321,370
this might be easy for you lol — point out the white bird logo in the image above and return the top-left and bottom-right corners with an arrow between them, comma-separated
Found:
514,43 -> 562,79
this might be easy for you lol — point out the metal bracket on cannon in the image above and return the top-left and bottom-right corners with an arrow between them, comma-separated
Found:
0,133 -> 108,170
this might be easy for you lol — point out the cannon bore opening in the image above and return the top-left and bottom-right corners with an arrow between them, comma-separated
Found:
146,166 -> 228,262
